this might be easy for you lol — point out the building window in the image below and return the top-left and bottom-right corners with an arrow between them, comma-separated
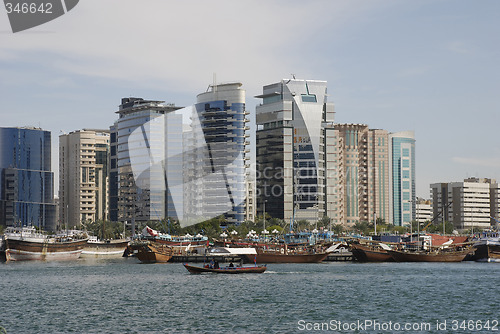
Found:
301,95 -> 317,103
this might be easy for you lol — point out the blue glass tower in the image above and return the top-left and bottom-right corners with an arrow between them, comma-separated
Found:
109,98 -> 183,224
194,83 -> 247,225
0,127 -> 56,230
390,131 -> 416,226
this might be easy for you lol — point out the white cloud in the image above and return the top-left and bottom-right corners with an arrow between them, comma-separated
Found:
0,0 -> 387,95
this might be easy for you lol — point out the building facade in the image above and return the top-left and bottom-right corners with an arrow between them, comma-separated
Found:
59,129 -> 110,228
491,181 -> 500,228
415,198 -> 433,224
431,177 -> 495,230
109,98 -> 183,224
255,78 -> 335,224
245,176 -> 256,222
389,131 -> 416,226
0,127 -> 56,230
331,125 -> 390,226
190,82 -> 248,225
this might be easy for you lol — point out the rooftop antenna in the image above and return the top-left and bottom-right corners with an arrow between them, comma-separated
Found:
213,72 -> 217,94
291,73 -> 296,79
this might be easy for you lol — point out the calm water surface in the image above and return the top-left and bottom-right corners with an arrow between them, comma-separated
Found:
0,258 -> 499,333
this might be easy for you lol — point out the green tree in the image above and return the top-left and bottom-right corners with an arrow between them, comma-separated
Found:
353,221 -> 371,235
332,223 -> 344,235
267,224 -> 283,234
84,220 -> 125,240
316,216 -> 331,229
426,221 -> 454,234
180,216 -> 224,239
295,219 -> 310,231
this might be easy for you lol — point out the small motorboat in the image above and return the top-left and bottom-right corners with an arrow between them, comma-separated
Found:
183,263 -> 267,274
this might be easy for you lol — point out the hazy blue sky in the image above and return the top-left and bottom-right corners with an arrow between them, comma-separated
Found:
1,0 -> 499,198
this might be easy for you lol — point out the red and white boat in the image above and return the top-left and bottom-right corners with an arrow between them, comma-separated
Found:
4,227 -> 87,262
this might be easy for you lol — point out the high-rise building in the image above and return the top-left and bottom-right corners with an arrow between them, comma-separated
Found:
331,124 -> 390,226
245,176 -> 256,223
255,78 -> 335,223
415,198 -> 433,224
490,181 -> 500,228
109,98 -> 183,224
389,131 -> 416,226
431,177 -> 495,230
191,82 -> 248,225
0,127 -> 56,230
59,129 -> 110,227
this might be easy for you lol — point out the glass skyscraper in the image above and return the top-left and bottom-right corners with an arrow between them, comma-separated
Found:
255,79 -> 335,223
109,98 -> 183,224
0,127 -> 56,230
389,131 -> 416,226
191,82 -> 248,225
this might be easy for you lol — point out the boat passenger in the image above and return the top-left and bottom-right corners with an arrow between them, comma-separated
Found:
214,260 -> 219,269
229,262 -> 234,267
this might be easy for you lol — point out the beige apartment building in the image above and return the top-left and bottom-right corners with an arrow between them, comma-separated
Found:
431,177 -> 499,230
332,124 -> 390,226
59,129 -> 110,228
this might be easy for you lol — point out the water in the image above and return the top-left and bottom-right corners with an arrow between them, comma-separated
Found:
1,259 -> 499,333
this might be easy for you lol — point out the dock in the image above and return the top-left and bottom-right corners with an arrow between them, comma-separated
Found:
170,253 -> 354,263
324,252 -> 353,262
170,254 -> 244,263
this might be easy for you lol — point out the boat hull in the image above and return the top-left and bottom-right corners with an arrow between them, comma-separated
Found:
473,242 -> 500,263
350,243 -> 393,262
246,252 -> 329,263
81,240 -> 129,258
5,238 -> 87,262
183,263 -> 266,274
136,243 -> 173,263
388,249 -> 472,262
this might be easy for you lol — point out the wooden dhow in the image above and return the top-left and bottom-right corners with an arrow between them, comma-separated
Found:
81,236 -> 129,258
244,244 -> 329,263
135,241 -> 173,263
4,227 -> 87,262
388,245 -> 474,262
183,263 -> 267,274
350,241 -> 394,262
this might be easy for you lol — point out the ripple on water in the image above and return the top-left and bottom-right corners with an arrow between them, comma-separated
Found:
1,260 -> 499,333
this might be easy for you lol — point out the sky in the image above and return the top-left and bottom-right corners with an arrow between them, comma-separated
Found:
1,0 -> 499,199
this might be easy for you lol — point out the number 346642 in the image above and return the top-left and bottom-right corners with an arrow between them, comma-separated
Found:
5,2 -> 53,14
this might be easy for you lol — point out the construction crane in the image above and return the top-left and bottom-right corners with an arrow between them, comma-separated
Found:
422,201 -> 453,231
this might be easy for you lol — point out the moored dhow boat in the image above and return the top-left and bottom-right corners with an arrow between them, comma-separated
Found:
135,241 -> 173,263
244,244 -> 330,263
387,244 -> 475,262
183,263 -> 267,274
140,226 -> 209,246
4,227 -> 88,262
250,251 -> 329,263
349,241 -> 394,262
472,232 -> 500,263
80,236 -> 129,258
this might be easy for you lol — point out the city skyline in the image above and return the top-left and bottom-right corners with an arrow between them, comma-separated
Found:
1,1 -> 499,199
